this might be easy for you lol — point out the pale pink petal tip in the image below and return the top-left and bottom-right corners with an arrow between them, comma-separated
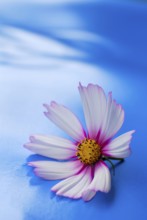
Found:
50,101 -> 57,106
78,82 -> 82,87
43,103 -> 48,109
82,189 -> 96,202
44,112 -> 48,117
28,162 -> 35,167
23,144 -> 27,148
29,136 -> 35,142
23,144 -> 30,149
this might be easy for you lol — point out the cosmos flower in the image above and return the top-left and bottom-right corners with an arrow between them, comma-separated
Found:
24,83 -> 135,201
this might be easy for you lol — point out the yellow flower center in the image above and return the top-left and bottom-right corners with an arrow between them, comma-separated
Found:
76,138 -> 101,165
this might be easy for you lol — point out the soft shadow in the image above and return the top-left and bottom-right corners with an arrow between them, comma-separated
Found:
93,183 -> 116,208
50,191 -> 77,204
24,154 -> 54,186
90,160 -> 125,207
23,154 -> 126,207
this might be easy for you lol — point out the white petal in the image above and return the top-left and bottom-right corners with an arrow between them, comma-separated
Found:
82,161 -> 111,201
52,166 -> 92,199
28,160 -> 83,180
44,101 -> 85,141
99,92 -> 124,144
24,135 -> 76,160
78,83 -> 107,139
102,130 -> 135,158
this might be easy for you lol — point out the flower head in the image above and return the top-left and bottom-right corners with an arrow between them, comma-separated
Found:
24,83 -> 135,201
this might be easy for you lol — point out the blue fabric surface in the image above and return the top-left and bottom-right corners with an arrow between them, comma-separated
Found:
0,1 -> 147,220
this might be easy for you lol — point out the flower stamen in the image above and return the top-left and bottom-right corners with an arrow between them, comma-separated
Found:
76,138 -> 101,165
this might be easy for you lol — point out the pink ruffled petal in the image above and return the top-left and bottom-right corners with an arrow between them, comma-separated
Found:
29,160 -> 83,180
78,83 -> 107,139
99,92 -> 124,144
24,135 -> 76,160
82,161 -> 111,201
102,130 -> 135,158
51,166 -> 92,199
44,101 -> 85,142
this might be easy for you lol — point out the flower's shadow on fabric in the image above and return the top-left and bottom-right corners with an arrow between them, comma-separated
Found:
51,160 -> 124,207
89,160 -> 124,207
24,154 -> 124,207
52,185 -> 116,206
24,154 -> 56,194
92,160 -> 124,207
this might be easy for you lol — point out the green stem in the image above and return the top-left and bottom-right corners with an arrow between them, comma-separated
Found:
101,156 -> 124,176
106,157 -> 124,162
105,158 -> 115,176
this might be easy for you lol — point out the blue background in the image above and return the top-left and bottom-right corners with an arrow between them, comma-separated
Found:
0,0 -> 147,219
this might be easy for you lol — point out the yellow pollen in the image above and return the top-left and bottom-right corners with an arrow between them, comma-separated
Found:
76,138 -> 101,165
